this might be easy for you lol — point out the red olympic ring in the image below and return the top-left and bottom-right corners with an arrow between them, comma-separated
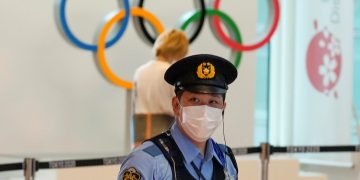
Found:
212,0 -> 280,51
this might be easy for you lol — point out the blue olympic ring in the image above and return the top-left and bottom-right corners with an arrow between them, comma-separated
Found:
56,0 -> 130,51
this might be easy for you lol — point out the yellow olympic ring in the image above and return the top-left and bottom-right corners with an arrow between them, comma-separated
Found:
97,7 -> 165,89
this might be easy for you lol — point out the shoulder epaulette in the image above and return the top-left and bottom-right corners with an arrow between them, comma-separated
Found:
142,145 -> 163,157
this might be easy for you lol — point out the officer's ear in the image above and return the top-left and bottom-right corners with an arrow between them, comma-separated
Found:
172,96 -> 180,117
222,102 -> 227,117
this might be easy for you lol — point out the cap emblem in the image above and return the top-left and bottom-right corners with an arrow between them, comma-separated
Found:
197,62 -> 215,79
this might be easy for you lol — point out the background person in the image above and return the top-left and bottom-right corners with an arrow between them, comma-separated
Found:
132,29 -> 189,147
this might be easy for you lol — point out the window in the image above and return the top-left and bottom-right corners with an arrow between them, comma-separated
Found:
254,0 -> 270,145
353,0 -> 360,143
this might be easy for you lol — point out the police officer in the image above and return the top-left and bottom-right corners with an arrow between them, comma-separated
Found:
118,54 -> 239,180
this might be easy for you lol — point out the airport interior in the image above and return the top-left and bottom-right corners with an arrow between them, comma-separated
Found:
0,0 -> 360,179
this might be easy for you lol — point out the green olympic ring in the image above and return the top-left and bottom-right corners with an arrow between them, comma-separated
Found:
178,9 -> 243,68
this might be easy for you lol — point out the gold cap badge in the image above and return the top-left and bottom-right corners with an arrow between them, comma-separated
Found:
197,62 -> 215,79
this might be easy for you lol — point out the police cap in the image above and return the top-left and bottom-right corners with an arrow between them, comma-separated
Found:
164,54 -> 237,94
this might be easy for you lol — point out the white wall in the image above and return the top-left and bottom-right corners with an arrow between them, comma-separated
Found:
0,0 -> 257,161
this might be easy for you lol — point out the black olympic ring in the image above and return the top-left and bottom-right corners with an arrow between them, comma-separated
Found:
132,0 -> 206,45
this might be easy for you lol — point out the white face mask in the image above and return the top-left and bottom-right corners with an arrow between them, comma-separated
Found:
179,104 -> 223,142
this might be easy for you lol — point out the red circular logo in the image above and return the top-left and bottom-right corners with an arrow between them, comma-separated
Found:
306,20 -> 341,97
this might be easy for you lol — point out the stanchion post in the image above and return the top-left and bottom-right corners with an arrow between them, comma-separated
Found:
126,89 -> 133,151
24,158 -> 36,180
260,143 -> 270,180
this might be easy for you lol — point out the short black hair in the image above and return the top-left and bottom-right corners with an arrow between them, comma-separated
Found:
175,90 -> 226,102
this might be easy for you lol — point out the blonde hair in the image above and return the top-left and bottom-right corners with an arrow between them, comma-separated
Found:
153,29 -> 189,63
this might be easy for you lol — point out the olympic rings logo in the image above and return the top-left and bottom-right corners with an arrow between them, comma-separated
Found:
56,0 -> 280,90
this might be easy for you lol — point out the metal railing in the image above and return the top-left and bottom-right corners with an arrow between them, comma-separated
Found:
1,143 -> 359,180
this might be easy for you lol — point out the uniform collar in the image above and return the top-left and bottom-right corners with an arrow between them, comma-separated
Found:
170,123 -> 215,164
